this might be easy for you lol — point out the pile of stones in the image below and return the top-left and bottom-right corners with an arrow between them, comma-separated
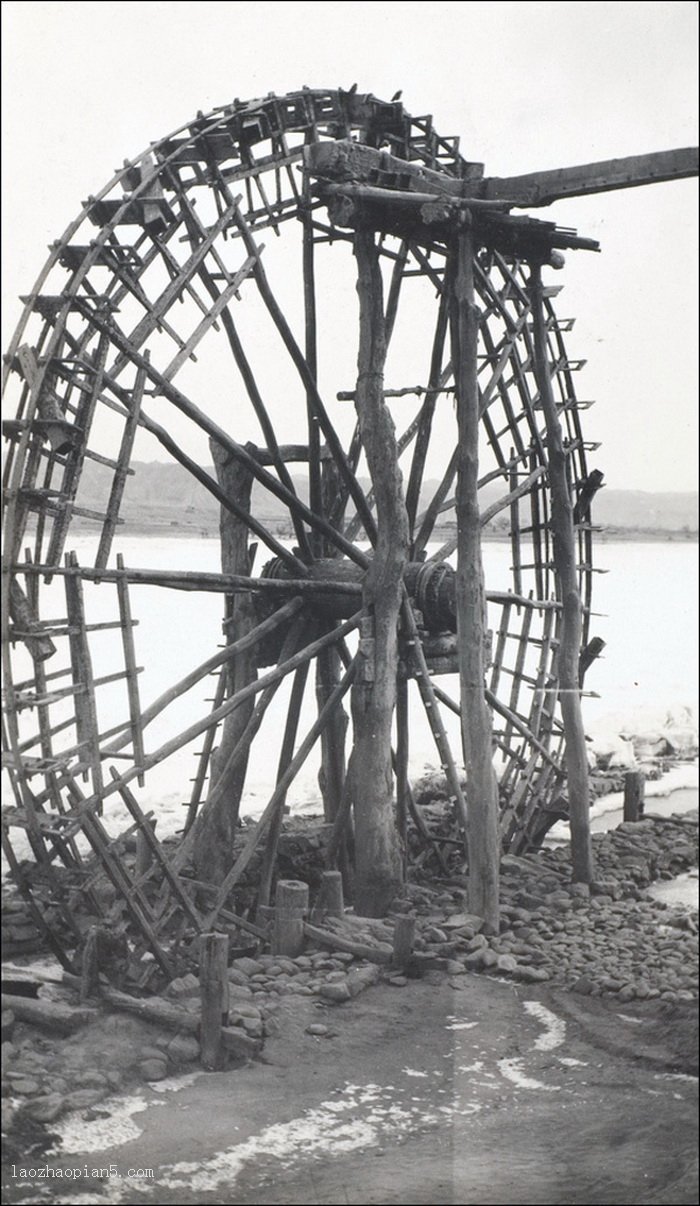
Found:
2,810 -> 696,1133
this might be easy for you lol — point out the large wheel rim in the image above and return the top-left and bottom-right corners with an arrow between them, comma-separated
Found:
1,89 -> 597,936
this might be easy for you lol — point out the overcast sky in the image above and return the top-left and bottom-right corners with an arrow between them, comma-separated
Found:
2,0 -> 698,493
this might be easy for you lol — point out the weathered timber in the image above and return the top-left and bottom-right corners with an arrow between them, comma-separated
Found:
350,229 -> 407,916
396,676 -> 409,860
0,993 -> 97,1034
95,360 -> 146,569
273,880 -> 309,957
623,770 -> 645,822
450,219 -> 500,934
482,147 -> 699,207
115,553 -> 145,785
19,561 -> 362,598
530,262 -> 594,883
302,921 -> 393,964
186,619 -> 308,887
192,441 -> 257,883
199,931 -> 229,1071
579,636 -> 606,686
257,662 -> 310,910
311,870 -> 345,923
202,659 -> 358,928
109,769 -> 203,932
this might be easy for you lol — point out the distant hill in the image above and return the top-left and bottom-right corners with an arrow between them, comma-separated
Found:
589,489 -> 698,532
73,460 -> 698,539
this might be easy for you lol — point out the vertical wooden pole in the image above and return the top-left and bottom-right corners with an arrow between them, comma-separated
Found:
350,229 -> 408,917
257,660 -> 310,911
396,674 -> 409,869
193,440 -> 256,884
530,262 -> 594,883
199,931 -> 229,1071
623,770 -> 645,822
115,553 -> 145,786
273,880 -> 309,956
450,217 -> 501,935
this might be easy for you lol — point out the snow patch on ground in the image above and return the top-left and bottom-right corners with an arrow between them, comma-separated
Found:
496,1059 -> 561,1091
149,1071 -> 202,1094
158,1082 -> 442,1195
55,1094 -> 153,1154
523,1001 -> 566,1051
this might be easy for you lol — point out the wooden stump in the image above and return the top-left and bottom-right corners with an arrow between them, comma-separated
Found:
273,880 -> 309,957
311,870 -> 344,923
623,770 -> 645,822
199,931 -> 230,1071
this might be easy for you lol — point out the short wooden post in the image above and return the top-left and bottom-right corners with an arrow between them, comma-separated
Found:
199,931 -> 230,1071
273,880 -> 309,957
623,770 -> 645,822
311,870 -> 344,923
392,915 -> 416,967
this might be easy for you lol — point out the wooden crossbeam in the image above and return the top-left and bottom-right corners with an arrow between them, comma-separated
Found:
482,147 -> 699,207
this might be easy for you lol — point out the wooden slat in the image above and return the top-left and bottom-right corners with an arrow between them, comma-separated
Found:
63,552 -> 103,799
115,553 -> 145,786
95,361 -> 146,570
45,330 -> 111,569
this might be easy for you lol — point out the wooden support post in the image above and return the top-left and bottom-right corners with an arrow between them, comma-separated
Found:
350,229 -> 407,917
199,931 -> 230,1071
396,675 -> 409,866
450,218 -> 501,934
312,870 -> 344,923
392,915 -> 416,967
193,440 -> 257,883
623,770 -> 645,822
273,880 -> 309,957
317,645 -> 348,822
530,262 -> 594,883
257,661 -> 310,911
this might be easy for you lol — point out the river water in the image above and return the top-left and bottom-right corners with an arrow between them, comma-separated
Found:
5,536 -> 699,849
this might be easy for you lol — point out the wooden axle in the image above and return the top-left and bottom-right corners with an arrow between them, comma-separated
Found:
260,556 -> 457,631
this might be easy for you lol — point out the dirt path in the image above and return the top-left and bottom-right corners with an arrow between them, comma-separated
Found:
4,976 -> 697,1206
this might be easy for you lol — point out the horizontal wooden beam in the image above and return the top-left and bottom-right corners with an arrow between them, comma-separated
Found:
482,147 -> 699,207
306,139 -> 698,211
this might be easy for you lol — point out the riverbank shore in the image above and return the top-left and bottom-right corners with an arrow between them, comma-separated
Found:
2,805 -> 696,1145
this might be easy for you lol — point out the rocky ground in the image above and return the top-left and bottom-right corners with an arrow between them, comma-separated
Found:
2,808 -> 697,1154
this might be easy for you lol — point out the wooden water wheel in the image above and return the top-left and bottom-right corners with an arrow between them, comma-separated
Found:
2,89 -> 696,954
